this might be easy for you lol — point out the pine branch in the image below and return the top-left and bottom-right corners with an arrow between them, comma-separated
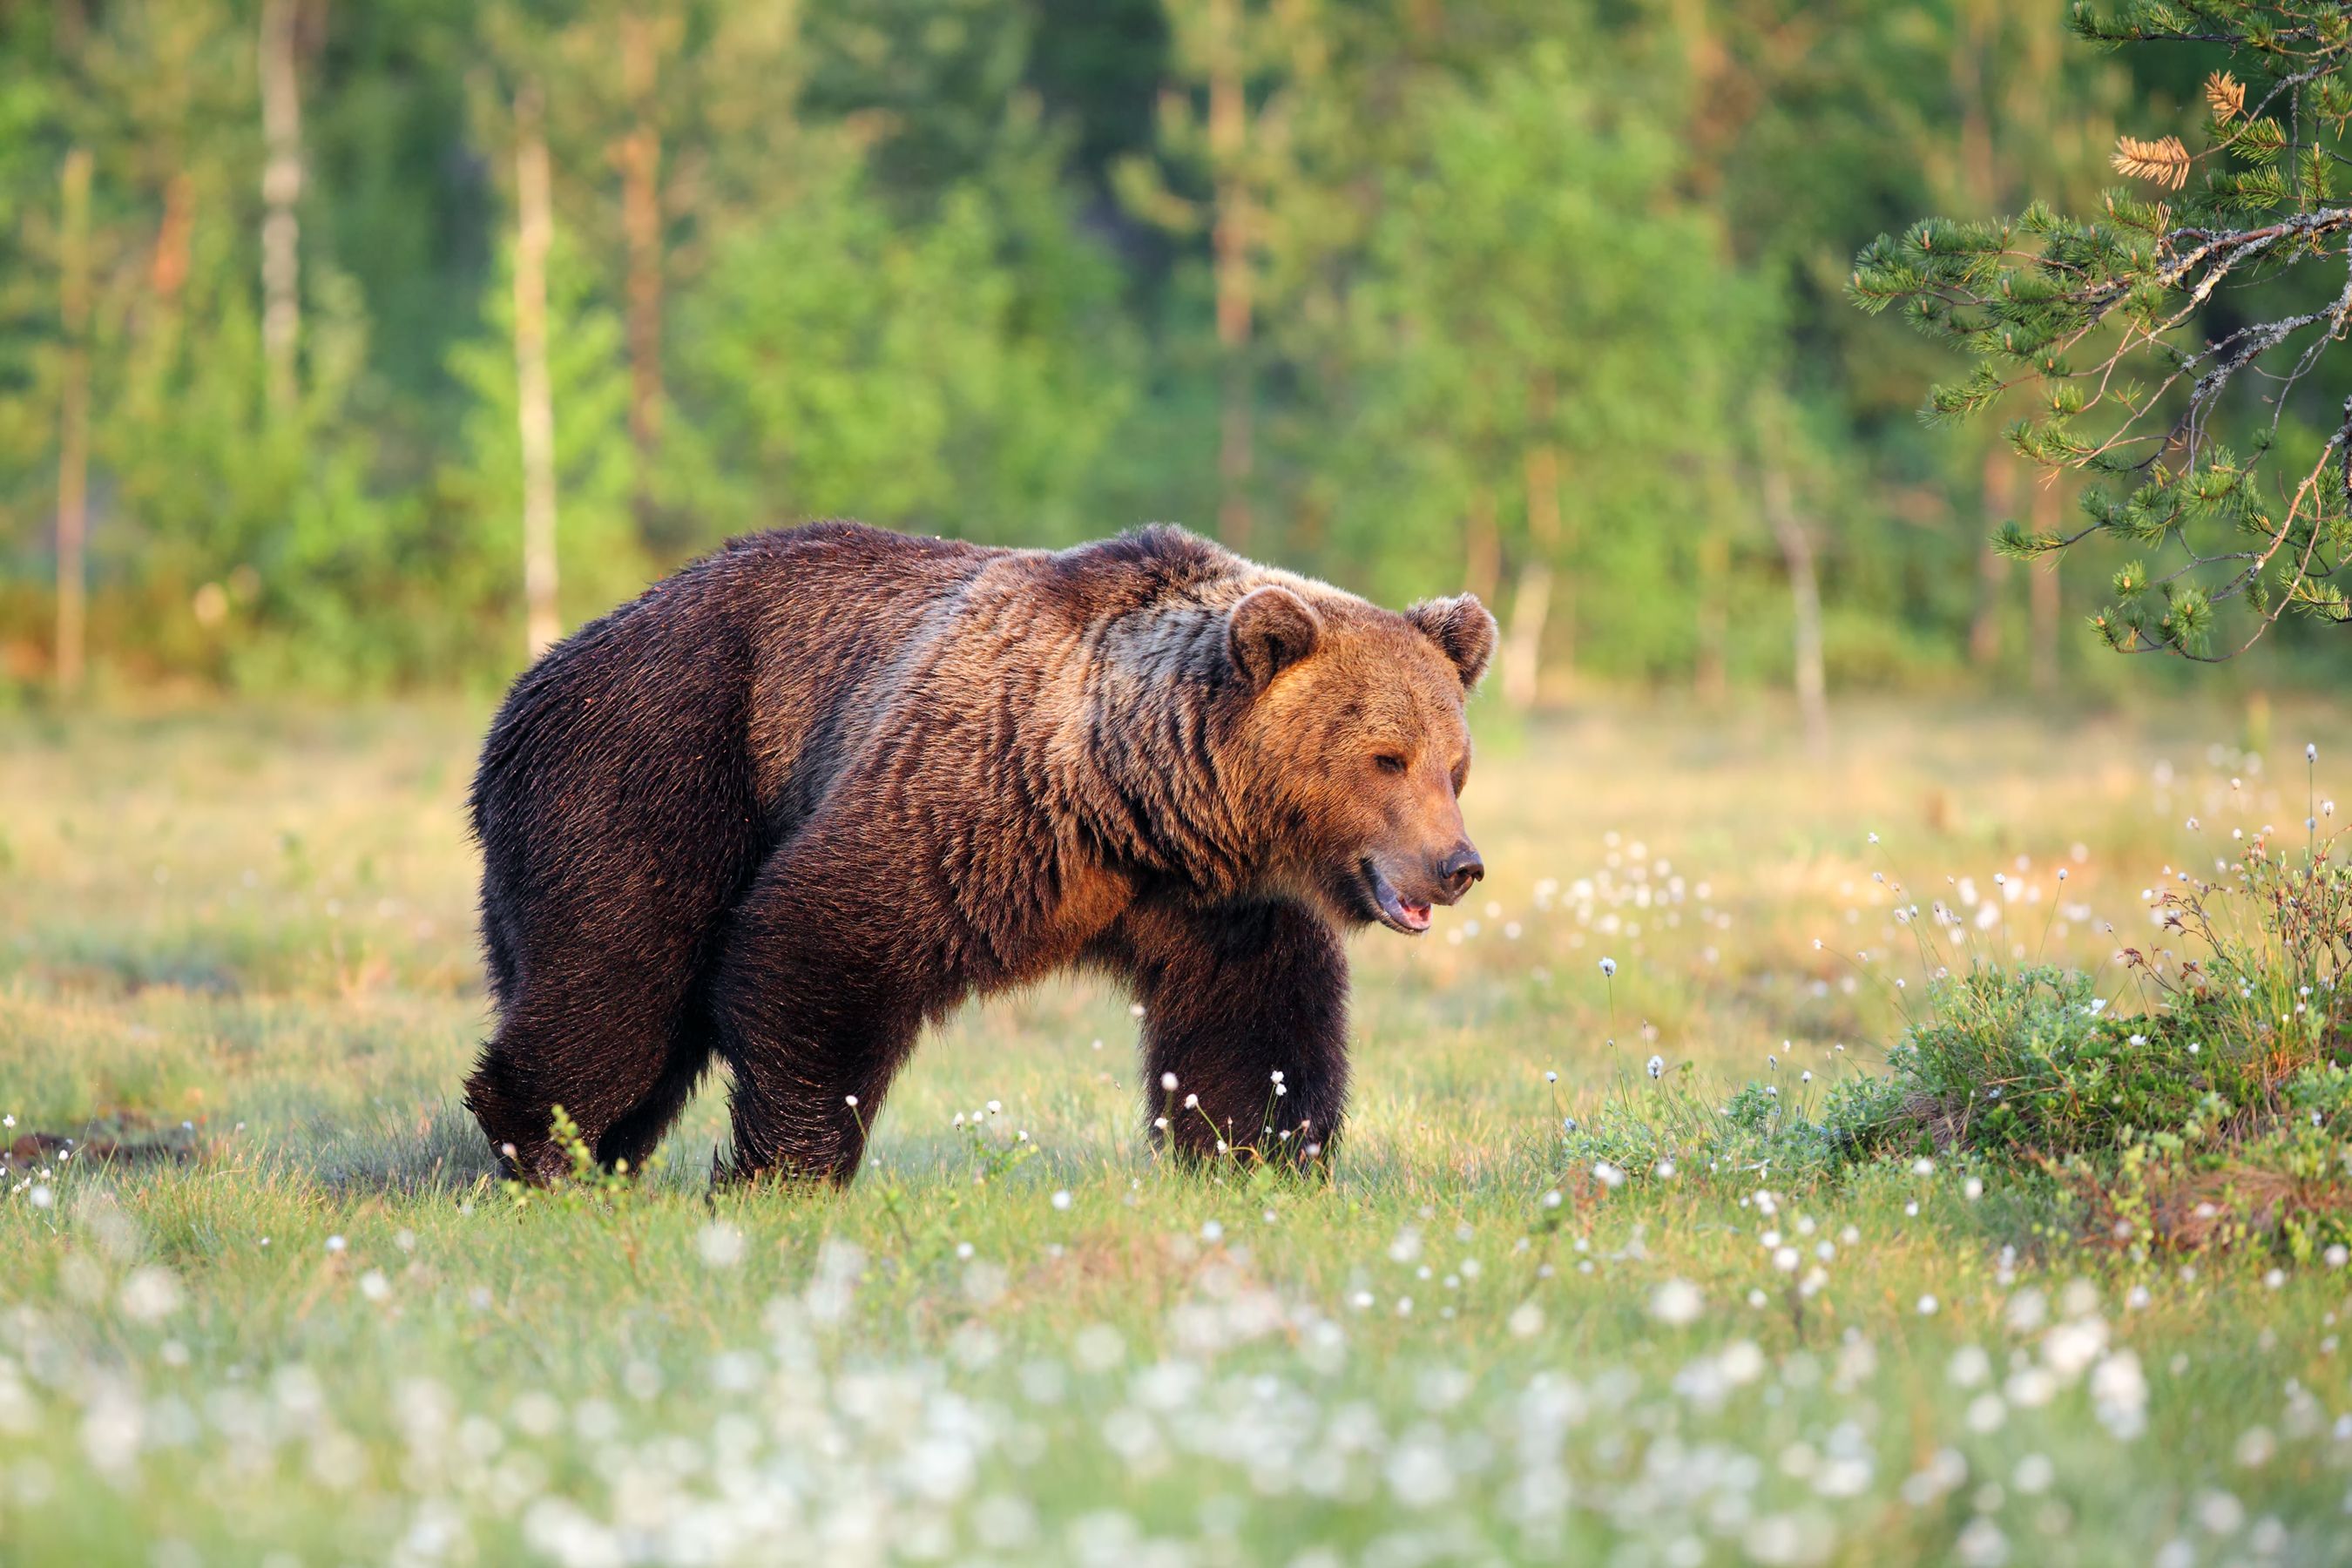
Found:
1861,1 -> 2352,658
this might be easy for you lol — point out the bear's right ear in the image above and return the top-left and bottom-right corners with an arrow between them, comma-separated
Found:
1227,585 -> 1323,691
1407,594 -> 1498,691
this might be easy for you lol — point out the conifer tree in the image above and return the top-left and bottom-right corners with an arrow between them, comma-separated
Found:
1118,0 -> 1335,553
1854,0 -> 2352,657
1342,40 -> 1764,695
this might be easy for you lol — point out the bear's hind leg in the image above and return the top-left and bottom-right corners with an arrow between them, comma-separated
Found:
465,963 -> 715,1183
465,1021 -> 578,1184
1105,897 -> 1349,1166
465,594 -> 767,1183
707,821 -> 938,1186
592,1016 -> 717,1173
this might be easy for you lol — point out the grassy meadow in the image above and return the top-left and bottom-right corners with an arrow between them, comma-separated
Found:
4,694 -> 2351,1565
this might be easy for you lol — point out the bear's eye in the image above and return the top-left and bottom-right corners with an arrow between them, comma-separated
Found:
1373,752 -> 1409,775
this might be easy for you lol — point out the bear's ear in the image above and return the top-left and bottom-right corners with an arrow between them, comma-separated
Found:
1407,594 -> 1498,691
1227,585 -> 1323,691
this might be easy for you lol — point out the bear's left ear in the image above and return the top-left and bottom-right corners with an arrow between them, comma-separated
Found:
1406,594 -> 1498,691
1228,585 -> 1323,691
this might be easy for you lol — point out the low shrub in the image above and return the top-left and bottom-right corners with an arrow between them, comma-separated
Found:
1558,820 -> 2352,1254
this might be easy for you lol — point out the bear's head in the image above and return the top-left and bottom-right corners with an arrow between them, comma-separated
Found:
1225,583 -> 1498,935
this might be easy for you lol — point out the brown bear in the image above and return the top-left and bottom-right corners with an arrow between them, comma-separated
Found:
463,521 -> 1494,1185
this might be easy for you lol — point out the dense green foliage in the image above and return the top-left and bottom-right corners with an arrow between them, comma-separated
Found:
0,0 -> 2313,691
1856,0 -> 2352,659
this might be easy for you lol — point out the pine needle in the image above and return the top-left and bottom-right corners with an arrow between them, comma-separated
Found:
2112,133 -> 2192,191
2206,70 -> 2246,125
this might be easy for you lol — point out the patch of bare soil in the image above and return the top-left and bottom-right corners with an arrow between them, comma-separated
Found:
3,1112 -> 202,1173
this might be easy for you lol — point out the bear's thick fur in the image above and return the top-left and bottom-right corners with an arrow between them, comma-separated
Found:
464,521 -> 1495,1184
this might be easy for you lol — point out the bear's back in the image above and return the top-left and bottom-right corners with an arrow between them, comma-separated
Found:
728,522 -> 1264,855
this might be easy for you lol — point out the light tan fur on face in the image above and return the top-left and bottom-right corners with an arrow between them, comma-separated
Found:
1209,576 -> 1490,926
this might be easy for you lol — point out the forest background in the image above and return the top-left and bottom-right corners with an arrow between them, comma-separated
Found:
0,0 -> 2298,704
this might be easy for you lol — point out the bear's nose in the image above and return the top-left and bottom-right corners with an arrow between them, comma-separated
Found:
1436,844 -> 1484,902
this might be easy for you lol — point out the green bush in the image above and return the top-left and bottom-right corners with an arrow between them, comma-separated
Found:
1558,823 -> 2352,1254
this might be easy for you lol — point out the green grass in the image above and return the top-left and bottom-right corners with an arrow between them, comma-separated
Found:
4,696 -> 2351,1565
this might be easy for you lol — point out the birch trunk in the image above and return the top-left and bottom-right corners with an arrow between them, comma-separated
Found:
1463,486 -> 1499,605
1503,441 -> 1561,710
1762,456 -> 1829,757
514,86 -> 561,659
1694,529 -> 1728,702
259,0 -> 302,416
618,10 -> 665,522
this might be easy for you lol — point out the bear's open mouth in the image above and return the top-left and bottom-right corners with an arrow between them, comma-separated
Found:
1361,860 -> 1433,935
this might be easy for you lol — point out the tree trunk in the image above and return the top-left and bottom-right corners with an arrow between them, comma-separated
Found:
1694,528 -> 1728,702
1463,486 -> 1498,604
515,85 -> 561,660
128,171 -> 196,422
618,10 -> 665,524
1952,3 -> 1997,213
55,146 -> 92,698
1502,564 -> 1552,712
259,0 -> 302,416
1762,457 -> 1829,757
151,171 -> 193,302
1970,447 -> 2013,669
1207,0 -> 1252,551
1953,4 -> 2017,676
1217,358 -> 1252,551
2030,476 -> 2062,693
1503,440 -> 1561,710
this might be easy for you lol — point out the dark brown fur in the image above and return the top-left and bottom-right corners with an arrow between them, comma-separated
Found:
464,521 -> 1495,1184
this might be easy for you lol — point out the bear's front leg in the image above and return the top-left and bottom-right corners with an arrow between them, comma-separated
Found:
1106,896 -> 1349,1166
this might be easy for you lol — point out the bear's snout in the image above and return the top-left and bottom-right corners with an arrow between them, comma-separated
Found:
1435,843 -> 1484,903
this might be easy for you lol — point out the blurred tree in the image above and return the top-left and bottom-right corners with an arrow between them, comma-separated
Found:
54,146 -> 91,696
1757,393 -> 1831,754
1670,0 -> 2127,693
512,83 -> 561,658
613,9 -> 672,504
0,0 -> 2324,695
1024,0 -> 1170,197
258,0 -> 304,418
1667,4 -> 1991,686
477,0 -> 810,552
1119,0 -> 1335,552
1341,39 -> 1767,701
441,190 -> 637,656
801,0 -> 1034,199
671,153 -> 1128,541
1936,0 -> 2123,681
5,0 -> 413,688
0,13 -> 72,676
300,0 -> 492,421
